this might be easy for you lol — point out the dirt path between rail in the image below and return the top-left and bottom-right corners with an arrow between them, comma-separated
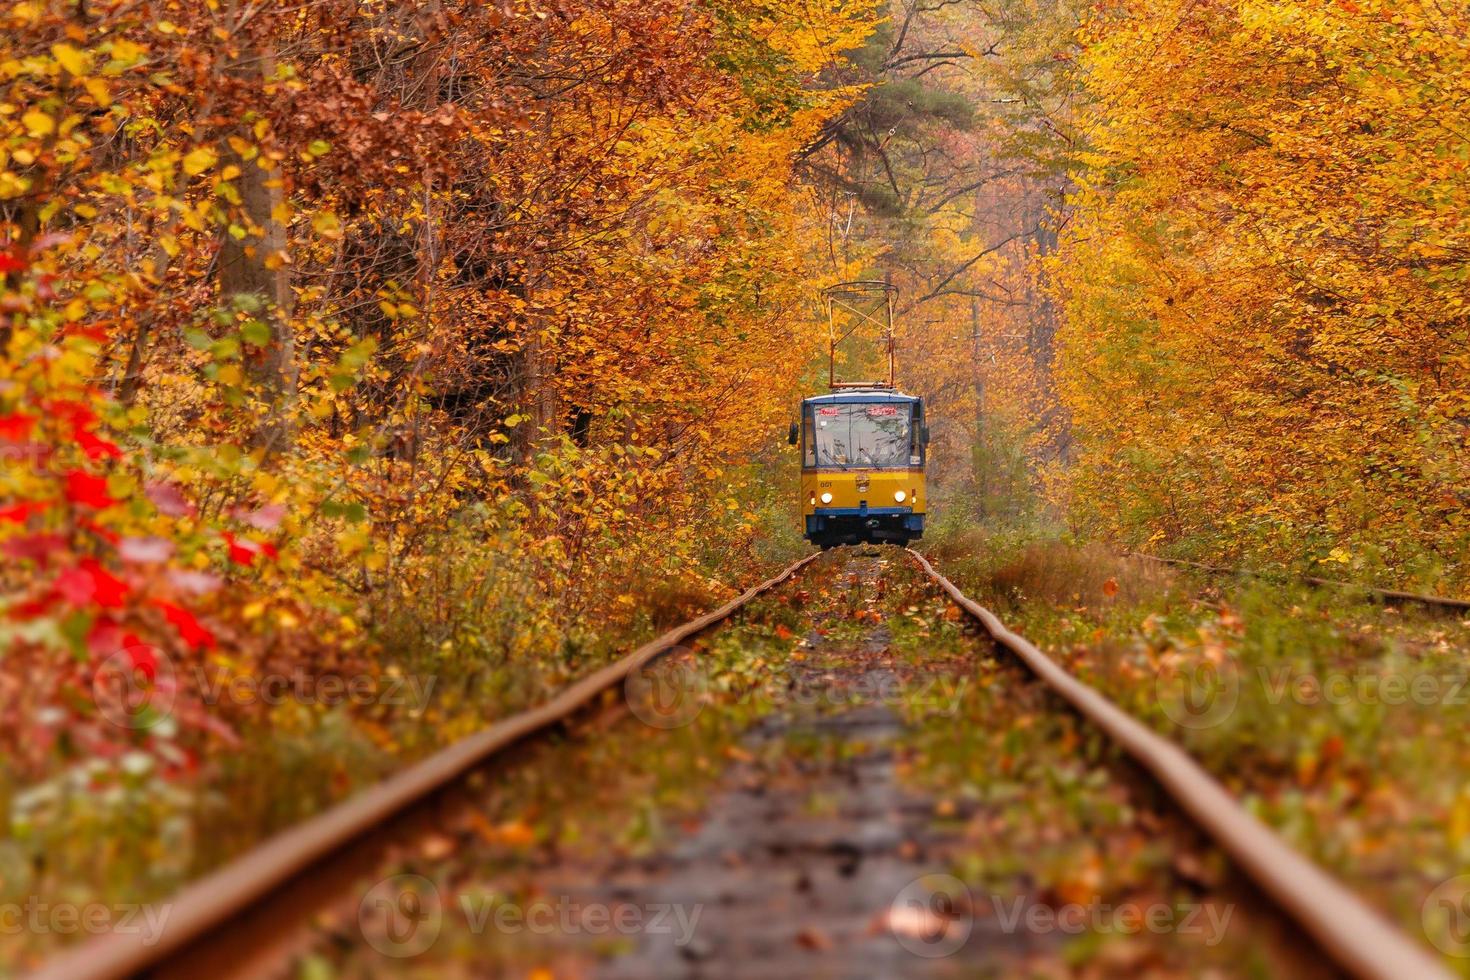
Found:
581,569 -> 1029,978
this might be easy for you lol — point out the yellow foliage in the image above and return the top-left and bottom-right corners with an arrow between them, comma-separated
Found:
1052,0 -> 1470,587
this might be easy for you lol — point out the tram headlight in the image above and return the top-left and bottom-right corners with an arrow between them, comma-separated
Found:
894,490 -> 907,503
820,492 -> 834,505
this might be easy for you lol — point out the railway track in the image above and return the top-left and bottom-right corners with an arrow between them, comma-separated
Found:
28,548 -> 1450,980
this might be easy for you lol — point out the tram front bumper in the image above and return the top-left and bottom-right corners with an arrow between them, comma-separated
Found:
806,507 -> 925,541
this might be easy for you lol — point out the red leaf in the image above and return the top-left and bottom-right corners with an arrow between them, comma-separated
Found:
64,470 -> 115,509
0,501 -> 49,523
76,430 -> 122,461
83,558 -> 129,607
55,559 -> 129,609
9,594 -> 58,619
233,502 -> 287,531
2,532 -> 67,563
118,536 -> 174,564
153,599 -> 215,650
46,400 -> 96,432
62,321 -> 112,342
166,569 -> 222,595
29,232 -> 70,252
221,531 -> 263,566
146,481 -> 196,518
128,645 -> 159,681
0,412 -> 36,441
85,617 -> 123,659
0,254 -> 23,274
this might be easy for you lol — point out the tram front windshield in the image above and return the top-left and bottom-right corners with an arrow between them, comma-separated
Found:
807,403 -> 915,468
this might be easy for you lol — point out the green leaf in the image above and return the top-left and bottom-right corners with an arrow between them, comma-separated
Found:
338,337 -> 379,371
240,320 -> 272,346
182,147 -> 217,176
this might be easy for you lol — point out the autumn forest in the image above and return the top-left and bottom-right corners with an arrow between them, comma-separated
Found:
2,0 -> 1469,976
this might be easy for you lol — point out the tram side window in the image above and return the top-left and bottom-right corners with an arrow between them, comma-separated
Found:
911,403 -> 924,466
802,410 -> 817,467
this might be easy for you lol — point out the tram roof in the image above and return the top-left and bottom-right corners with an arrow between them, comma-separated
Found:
802,389 -> 922,406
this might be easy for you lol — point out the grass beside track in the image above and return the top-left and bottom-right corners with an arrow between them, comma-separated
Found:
923,529 -> 1470,972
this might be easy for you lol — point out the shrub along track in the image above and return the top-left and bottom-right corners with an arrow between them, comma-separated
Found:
1122,552 -> 1470,615
28,549 -> 1449,979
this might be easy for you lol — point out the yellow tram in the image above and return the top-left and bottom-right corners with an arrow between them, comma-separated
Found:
789,282 -> 928,548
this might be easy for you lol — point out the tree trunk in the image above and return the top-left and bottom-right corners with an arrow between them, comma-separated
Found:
218,33 -> 296,446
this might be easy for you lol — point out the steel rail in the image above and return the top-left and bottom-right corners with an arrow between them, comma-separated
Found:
30,553 -> 823,980
1125,551 -> 1470,613
907,548 -> 1452,980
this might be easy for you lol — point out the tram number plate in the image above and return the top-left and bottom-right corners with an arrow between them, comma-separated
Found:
866,405 -> 900,417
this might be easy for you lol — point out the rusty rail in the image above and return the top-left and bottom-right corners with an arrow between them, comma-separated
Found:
29,554 -> 822,980
1125,551 -> 1470,613
907,549 -> 1452,980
